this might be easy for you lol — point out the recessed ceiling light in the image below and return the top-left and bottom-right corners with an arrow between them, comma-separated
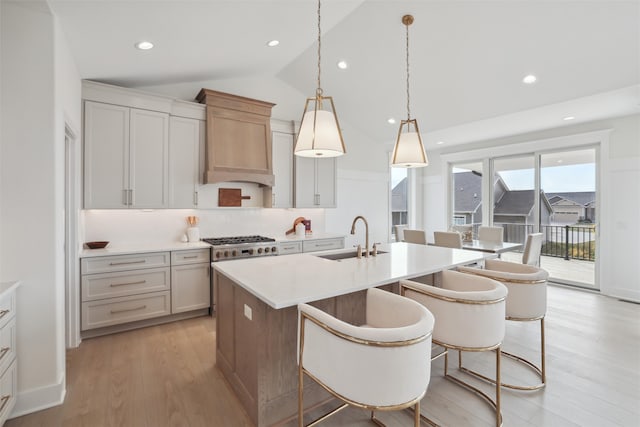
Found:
135,41 -> 154,50
436,141 -> 444,145
522,74 -> 537,84
267,40 -> 280,47
387,118 -> 396,124
563,116 -> 575,121
337,60 -> 348,70
557,159 -> 564,163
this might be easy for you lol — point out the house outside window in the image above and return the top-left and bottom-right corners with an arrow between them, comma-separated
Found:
391,167 -> 408,240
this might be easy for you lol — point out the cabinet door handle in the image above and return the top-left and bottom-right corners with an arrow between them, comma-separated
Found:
182,255 -> 198,259
194,191 -> 199,206
110,280 -> 146,287
109,260 -> 146,266
122,189 -> 128,206
0,310 -> 9,320
0,395 -> 11,413
314,194 -> 320,205
110,305 -> 147,314
128,189 -> 134,206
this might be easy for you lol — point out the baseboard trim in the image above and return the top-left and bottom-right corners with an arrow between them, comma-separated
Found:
9,373 -> 66,419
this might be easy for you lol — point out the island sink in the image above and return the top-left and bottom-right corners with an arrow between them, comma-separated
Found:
315,250 -> 387,261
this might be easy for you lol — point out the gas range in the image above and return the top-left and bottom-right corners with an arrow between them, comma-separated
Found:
203,235 -> 278,261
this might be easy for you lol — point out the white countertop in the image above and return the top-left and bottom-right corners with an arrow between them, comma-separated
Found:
79,241 -> 211,258
213,242 -> 496,309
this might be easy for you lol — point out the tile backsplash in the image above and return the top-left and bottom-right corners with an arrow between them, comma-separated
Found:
82,208 -> 327,246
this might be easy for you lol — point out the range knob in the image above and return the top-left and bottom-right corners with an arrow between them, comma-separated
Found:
231,249 -> 238,257
215,251 -> 222,258
257,247 -> 263,254
271,246 -> 277,253
265,247 -> 270,253
223,250 -> 229,257
248,248 -> 254,255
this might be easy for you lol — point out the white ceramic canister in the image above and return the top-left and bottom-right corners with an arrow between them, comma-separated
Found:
187,227 -> 200,242
295,222 -> 306,237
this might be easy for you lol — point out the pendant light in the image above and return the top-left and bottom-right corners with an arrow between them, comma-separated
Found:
391,14 -> 428,168
294,0 -> 346,158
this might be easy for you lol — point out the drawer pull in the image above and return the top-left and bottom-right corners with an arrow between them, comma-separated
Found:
0,347 -> 9,361
0,395 -> 11,414
314,243 -> 334,247
182,255 -> 199,259
110,305 -> 147,314
283,246 -> 296,250
110,280 -> 146,288
0,310 -> 8,320
109,260 -> 146,266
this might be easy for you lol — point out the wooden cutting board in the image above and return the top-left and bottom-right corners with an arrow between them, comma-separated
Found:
218,188 -> 251,207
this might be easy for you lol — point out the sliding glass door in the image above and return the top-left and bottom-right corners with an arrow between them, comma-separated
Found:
539,148 -> 597,288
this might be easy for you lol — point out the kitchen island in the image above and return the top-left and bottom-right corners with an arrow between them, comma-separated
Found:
212,242 -> 495,426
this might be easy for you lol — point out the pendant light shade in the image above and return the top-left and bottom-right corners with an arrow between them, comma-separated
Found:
294,0 -> 346,158
295,96 -> 345,157
391,14 -> 428,168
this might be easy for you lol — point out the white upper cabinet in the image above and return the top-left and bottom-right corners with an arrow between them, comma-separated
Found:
271,120 -> 295,208
83,101 -> 130,208
129,108 -> 170,208
294,157 -> 337,208
169,116 -> 205,208
83,101 -> 169,209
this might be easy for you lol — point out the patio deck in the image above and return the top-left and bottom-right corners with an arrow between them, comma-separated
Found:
501,251 -> 596,288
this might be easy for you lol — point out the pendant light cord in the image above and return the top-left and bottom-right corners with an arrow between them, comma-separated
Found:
406,20 -> 411,121
316,0 -> 323,97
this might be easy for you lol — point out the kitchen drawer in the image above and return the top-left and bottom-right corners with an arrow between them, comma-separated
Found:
171,249 -> 210,265
81,252 -> 170,274
81,267 -> 170,302
0,359 -> 16,426
82,291 -> 171,330
278,241 -> 302,255
302,238 -> 344,253
0,291 -> 15,329
0,318 -> 15,379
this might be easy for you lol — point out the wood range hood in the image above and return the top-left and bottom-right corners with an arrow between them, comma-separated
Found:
196,88 -> 276,187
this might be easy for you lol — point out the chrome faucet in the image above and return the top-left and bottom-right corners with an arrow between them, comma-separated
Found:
350,216 -> 370,257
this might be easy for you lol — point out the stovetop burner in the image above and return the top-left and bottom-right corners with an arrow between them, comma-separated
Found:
202,235 -> 276,246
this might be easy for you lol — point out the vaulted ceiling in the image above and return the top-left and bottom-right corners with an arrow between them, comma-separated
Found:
48,0 -> 640,149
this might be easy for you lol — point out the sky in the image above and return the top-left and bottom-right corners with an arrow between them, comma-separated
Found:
500,163 -> 596,192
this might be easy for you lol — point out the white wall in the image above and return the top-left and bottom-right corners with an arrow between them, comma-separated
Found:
420,114 -> 640,301
0,0 -> 79,417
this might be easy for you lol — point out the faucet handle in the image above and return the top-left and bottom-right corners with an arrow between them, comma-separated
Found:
372,242 -> 382,256
356,244 -> 363,259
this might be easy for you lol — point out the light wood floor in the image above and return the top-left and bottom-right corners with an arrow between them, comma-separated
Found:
7,285 -> 640,427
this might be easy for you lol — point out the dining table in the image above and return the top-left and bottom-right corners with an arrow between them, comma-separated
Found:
461,239 -> 523,254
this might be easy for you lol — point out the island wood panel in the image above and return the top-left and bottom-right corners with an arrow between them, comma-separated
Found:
215,271 -> 401,426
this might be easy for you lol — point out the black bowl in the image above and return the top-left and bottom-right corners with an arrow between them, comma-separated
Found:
85,241 -> 109,249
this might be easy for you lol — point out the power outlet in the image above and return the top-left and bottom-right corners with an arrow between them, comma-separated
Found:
244,304 -> 252,320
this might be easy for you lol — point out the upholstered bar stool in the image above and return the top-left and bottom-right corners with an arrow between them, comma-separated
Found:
400,270 -> 507,427
458,259 -> 549,390
522,233 -> 543,266
297,287 -> 435,427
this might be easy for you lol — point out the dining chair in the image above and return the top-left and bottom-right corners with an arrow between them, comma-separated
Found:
297,287 -> 435,427
400,270 -> 507,427
394,224 -> 409,242
433,231 -> 462,249
403,229 -> 427,245
478,226 -> 504,243
522,233 -> 543,266
458,259 -> 549,390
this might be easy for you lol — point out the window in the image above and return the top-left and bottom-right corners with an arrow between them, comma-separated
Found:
453,216 -> 466,225
451,162 -> 483,234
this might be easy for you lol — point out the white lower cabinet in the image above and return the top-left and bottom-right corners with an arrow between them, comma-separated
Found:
81,249 -> 211,335
0,282 -> 18,427
277,241 -> 302,255
171,249 -> 211,314
302,238 -> 344,253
